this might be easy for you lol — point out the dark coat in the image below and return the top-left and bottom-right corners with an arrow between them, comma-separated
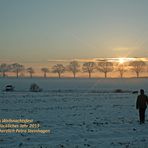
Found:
136,94 -> 148,109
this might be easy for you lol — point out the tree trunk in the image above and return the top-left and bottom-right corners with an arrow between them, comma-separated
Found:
58,73 -> 61,78
136,72 -> 139,78
73,72 -> 76,78
89,72 -> 91,78
120,72 -> 123,78
2,72 -> 5,77
16,71 -> 19,78
105,72 -> 107,78
30,73 -> 32,78
121,74 -> 123,78
44,72 -> 46,78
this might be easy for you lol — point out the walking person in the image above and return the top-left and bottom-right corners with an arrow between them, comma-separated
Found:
136,89 -> 148,124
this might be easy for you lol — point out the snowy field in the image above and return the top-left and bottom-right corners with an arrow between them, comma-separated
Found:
0,78 -> 148,148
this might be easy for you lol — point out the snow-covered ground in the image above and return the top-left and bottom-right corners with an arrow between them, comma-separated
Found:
0,78 -> 148,148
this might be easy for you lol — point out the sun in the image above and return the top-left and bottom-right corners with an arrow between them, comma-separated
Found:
118,58 -> 126,64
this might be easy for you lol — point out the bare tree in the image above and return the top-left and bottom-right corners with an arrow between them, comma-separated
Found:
67,61 -> 80,78
10,63 -> 25,78
82,62 -> 96,78
129,61 -> 146,78
41,68 -> 49,78
52,64 -> 65,78
0,63 -> 9,77
117,64 -> 126,78
97,61 -> 113,78
27,67 -> 35,78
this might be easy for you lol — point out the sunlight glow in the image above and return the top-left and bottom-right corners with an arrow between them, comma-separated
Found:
111,57 -> 137,64
118,58 -> 126,64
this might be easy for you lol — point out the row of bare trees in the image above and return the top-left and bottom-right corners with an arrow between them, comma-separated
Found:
0,61 -> 147,78
0,63 -> 24,78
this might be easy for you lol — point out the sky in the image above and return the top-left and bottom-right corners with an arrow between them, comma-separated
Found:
0,0 -> 148,63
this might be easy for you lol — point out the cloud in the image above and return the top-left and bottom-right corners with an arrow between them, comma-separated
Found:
0,59 -> 14,63
48,58 -> 97,63
48,57 -> 148,63
113,47 -> 134,51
